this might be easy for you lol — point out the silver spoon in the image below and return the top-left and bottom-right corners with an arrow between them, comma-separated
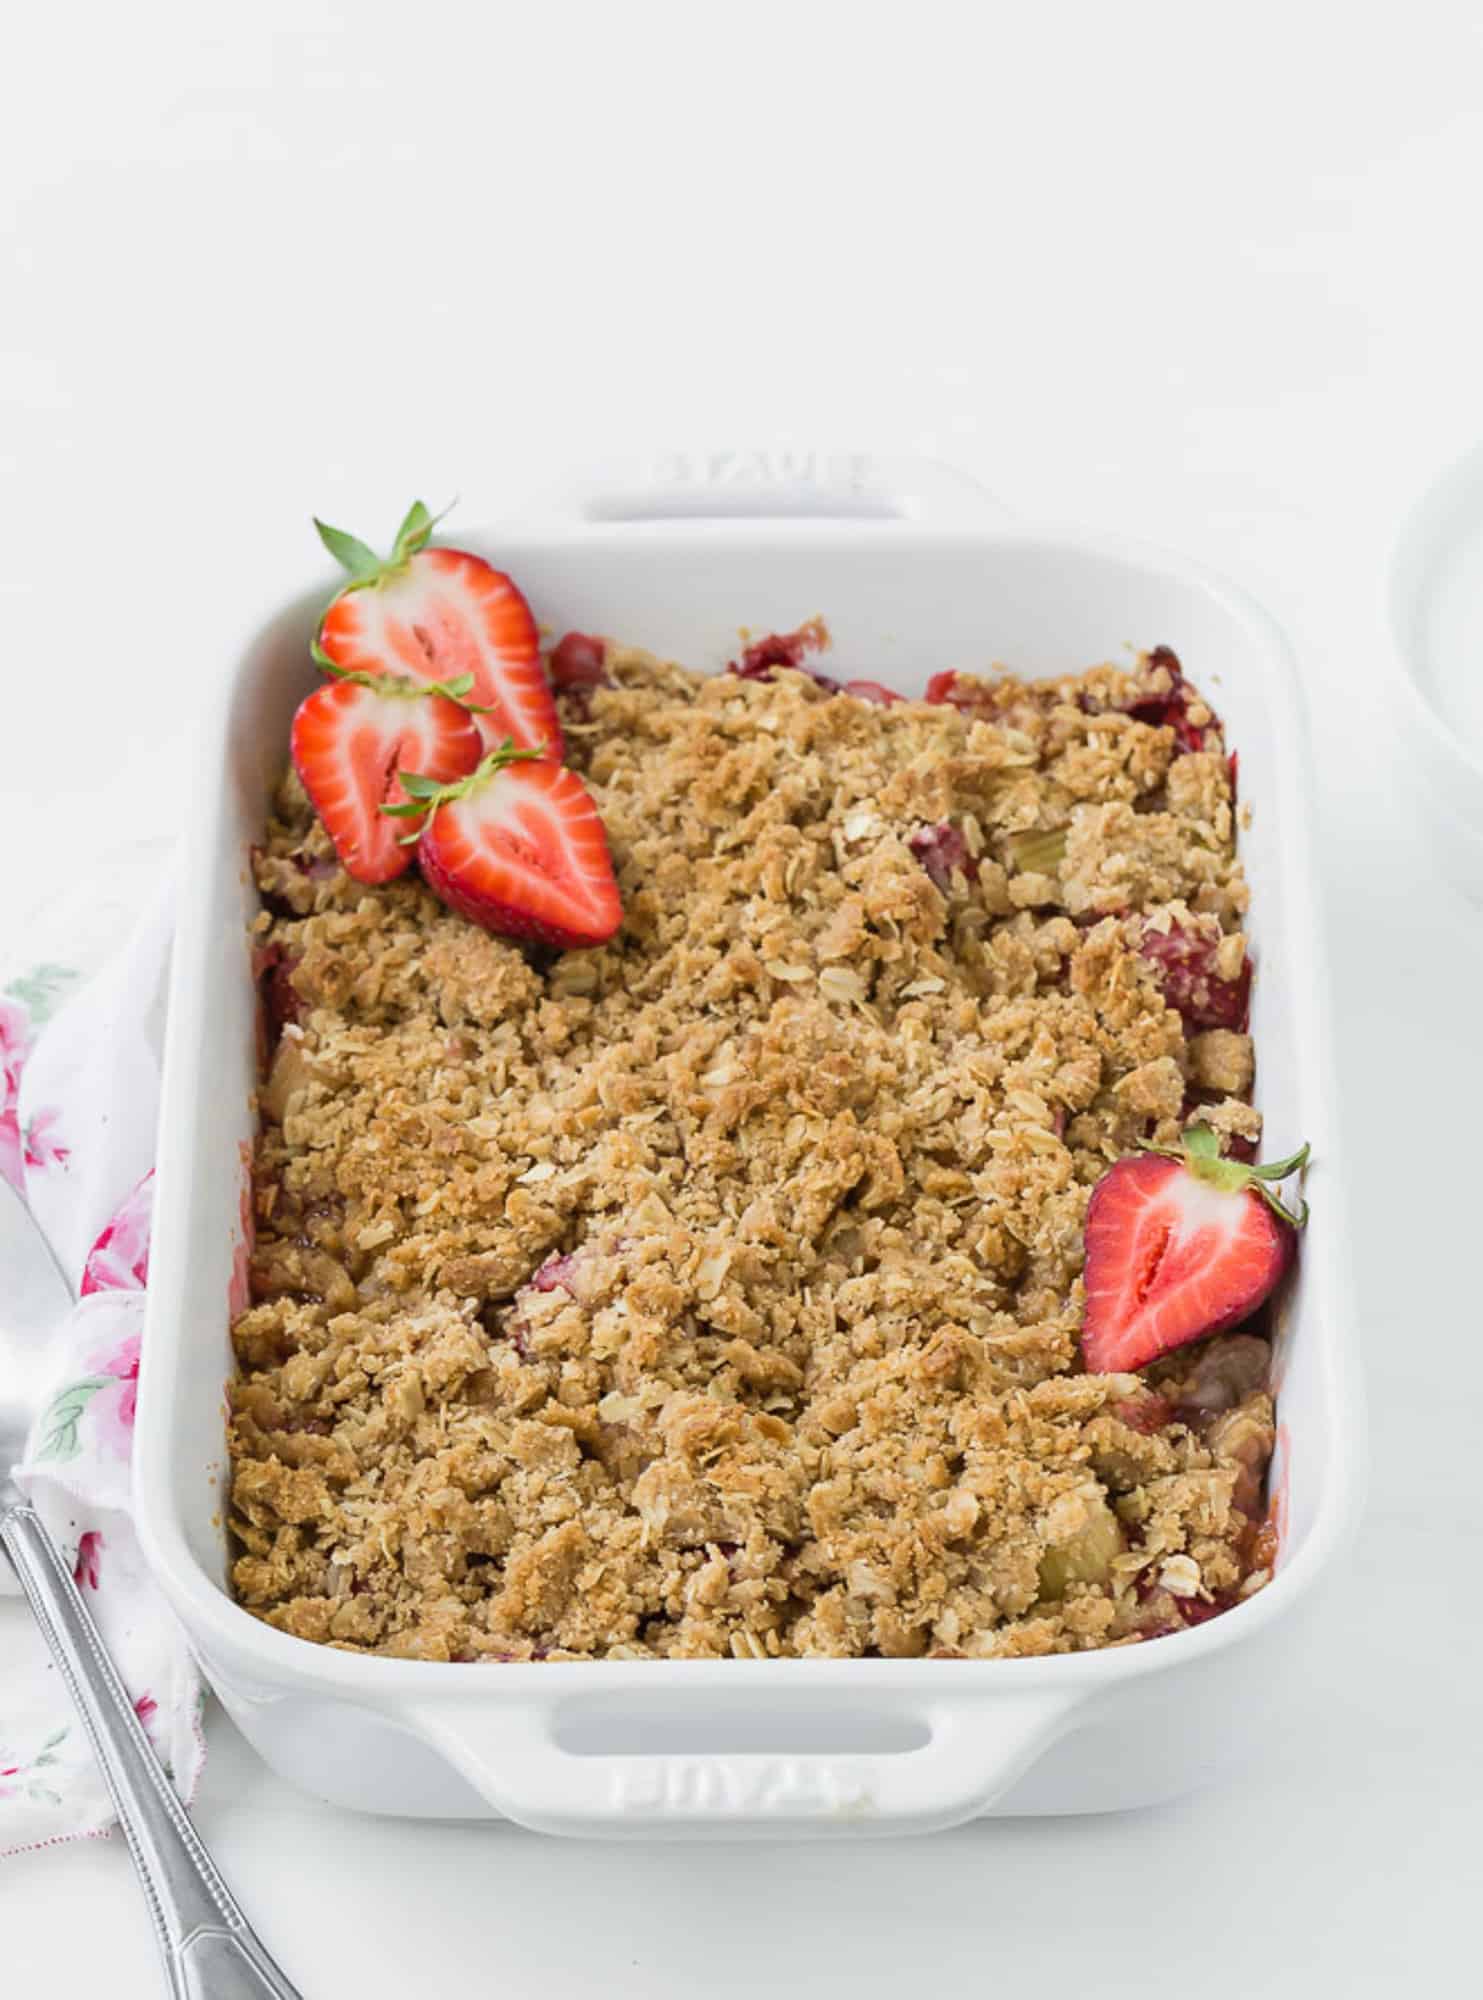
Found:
0,1176 -> 302,2000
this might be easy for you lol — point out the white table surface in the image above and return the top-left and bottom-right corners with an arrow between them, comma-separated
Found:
3,3 -> 1478,1990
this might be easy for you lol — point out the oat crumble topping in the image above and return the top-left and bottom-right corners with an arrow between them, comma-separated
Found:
229,642 -> 1275,1661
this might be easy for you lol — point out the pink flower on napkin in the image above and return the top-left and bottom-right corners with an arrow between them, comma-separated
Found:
0,999 -> 31,1192
84,1330 -> 142,1458
81,1169 -> 154,1296
0,1726 -> 69,1809
2,861 -> 207,1859
72,1532 -> 104,1591
21,1105 -> 70,1174
0,999 -> 29,1085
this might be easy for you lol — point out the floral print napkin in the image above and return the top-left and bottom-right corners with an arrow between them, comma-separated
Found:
0,848 -> 205,1858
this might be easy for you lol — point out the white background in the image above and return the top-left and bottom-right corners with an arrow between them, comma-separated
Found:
2,2 -> 1478,1991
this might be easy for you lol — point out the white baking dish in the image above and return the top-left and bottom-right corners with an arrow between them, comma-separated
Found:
136,455 -> 1362,1839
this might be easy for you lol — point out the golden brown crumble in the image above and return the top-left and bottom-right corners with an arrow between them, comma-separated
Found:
229,643 -> 1274,1661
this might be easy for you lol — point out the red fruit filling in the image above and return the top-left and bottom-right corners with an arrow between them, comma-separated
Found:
1130,1569 -> 1241,1636
924,668 -> 967,708
549,632 -> 609,689
1249,1512 -> 1280,1574
727,619 -> 842,694
730,618 -> 827,675
726,624 -> 907,706
1172,1589 -> 1238,1628
1138,919 -> 1251,1032
927,648 -> 1225,760
909,820 -> 970,893
288,845 -> 340,882
251,942 -> 303,1050
1111,1391 -> 1176,1435
1115,1333 -> 1278,1640
530,1250 -> 579,1293
1172,1332 -> 1271,1419
497,1247 -> 585,1356
1121,645 -> 1223,755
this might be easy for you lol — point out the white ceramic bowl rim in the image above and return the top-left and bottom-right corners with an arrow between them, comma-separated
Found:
1387,439 -> 1483,792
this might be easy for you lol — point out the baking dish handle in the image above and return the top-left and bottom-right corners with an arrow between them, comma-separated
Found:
402,1689 -> 1074,1840
546,451 -> 1014,529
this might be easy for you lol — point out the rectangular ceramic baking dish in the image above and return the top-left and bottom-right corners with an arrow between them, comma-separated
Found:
136,454 -> 1363,1839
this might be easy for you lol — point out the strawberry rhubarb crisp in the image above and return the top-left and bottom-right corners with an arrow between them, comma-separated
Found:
230,521 -> 1299,1662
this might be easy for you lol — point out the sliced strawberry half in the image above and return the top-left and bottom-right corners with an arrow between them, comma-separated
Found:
404,746 -> 622,949
290,676 -> 482,884
1080,1125 -> 1309,1373
313,501 -> 562,760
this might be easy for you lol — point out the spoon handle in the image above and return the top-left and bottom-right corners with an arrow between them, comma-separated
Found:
1,1501 -> 304,2000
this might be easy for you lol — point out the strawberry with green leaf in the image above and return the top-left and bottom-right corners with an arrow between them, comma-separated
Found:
384,743 -> 622,949
291,672 -> 483,884
313,501 -> 561,759
1080,1125 -> 1310,1374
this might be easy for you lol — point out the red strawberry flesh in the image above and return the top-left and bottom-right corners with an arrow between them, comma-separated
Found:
319,541 -> 561,759
1081,1152 -> 1292,1374
290,678 -> 482,884
418,756 -> 622,950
